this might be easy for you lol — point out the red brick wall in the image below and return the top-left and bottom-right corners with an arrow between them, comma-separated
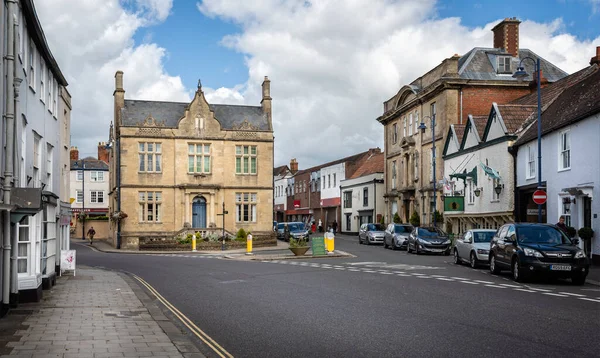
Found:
459,86 -> 530,124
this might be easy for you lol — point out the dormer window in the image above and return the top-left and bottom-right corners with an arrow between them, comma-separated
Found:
498,56 -> 511,74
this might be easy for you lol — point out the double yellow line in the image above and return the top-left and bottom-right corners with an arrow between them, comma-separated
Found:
132,274 -> 234,358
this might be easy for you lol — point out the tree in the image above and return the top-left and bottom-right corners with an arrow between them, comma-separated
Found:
409,212 -> 421,227
379,215 -> 385,226
393,212 -> 401,224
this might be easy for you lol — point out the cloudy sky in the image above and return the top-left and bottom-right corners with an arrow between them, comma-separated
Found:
35,0 -> 600,169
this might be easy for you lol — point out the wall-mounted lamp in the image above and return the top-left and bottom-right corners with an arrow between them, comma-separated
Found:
494,184 -> 504,196
41,183 -> 46,190
27,176 -> 32,185
474,188 -> 482,197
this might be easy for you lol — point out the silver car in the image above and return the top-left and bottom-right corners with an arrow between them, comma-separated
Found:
453,229 -> 497,268
359,223 -> 386,245
383,224 -> 414,250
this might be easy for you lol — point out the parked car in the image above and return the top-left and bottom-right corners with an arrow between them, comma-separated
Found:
453,229 -> 496,268
489,223 -> 589,284
383,224 -> 414,250
358,223 -> 386,245
407,227 -> 451,255
276,222 -> 310,242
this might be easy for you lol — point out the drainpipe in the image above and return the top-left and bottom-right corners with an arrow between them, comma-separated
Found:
11,12 -> 23,299
460,89 -> 463,125
116,137 -> 121,249
3,0 -> 17,308
373,178 -> 377,223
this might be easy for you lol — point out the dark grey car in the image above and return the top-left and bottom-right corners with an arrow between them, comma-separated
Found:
407,227 -> 451,255
383,224 -> 413,250
276,222 -> 309,242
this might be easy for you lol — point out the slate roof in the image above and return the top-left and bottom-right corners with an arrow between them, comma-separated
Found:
273,165 -> 290,177
496,105 -> 538,133
515,66 -> 600,146
457,48 -> 567,82
293,150 -> 378,177
70,158 -> 108,170
120,99 -> 270,130
349,152 -> 384,179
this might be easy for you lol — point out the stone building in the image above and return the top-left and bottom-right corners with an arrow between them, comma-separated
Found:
376,18 -> 567,227
108,72 -> 274,249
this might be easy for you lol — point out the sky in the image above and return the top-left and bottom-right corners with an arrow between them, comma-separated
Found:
35,0 -> 600,169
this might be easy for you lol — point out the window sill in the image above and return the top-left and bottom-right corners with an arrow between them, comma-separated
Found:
138,222 -> 163,224
467,203 -> 475,206
188,172 -> 211,176
29,85 -> 36,93
137,171 -> 163,174
490,200 -> 500,203
235,173 -> 258,176
557,167 -> 571,173
525,176 -> 535,180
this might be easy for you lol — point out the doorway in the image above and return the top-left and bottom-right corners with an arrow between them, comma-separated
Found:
192,196 -> 207,228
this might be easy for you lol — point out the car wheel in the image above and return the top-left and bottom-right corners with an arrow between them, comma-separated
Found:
489,255 -> 501,274
571,274 -> 586,286
470,252 -> 478,269
406,242 -> 412,254
391,241 -> 396,251
415,243 -> 420,255
512,258 -> 526,283
444,249 -> 450,256
453,249 -> 461,265
358,236 -> 362,244
383,239 -> 388,249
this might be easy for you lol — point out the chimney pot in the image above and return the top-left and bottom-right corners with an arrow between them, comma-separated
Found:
115,70 -> 124,91
590,46 -> 600,66
70,146 -> 79,161
492,17 -> 521,57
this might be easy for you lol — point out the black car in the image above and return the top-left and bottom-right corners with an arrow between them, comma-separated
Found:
407,227 -> 451,255
383,223 -> 413,250
489,223 -> 589,284
276,222 -> 310,242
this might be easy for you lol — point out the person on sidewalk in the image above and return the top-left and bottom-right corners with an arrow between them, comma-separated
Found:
87,226 -> 96,245
332,220 -> 338,235
556,216 -> 568,236
318,219 -> 323,233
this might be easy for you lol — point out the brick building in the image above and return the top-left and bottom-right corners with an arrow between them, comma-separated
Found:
376,17 -> 567,227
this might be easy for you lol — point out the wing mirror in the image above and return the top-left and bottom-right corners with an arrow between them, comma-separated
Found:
572,238 -> 579,246
464,238 -> 472,244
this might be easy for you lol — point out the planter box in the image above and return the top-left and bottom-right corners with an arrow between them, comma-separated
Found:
139,237 -> 277,251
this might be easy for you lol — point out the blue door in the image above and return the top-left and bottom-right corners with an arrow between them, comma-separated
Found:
192,196 -> 207,228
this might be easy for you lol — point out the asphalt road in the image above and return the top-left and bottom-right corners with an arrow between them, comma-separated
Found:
73,234 -> 600,358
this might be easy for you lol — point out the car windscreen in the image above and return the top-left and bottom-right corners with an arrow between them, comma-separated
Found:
288,223 -> 304,231
394,225 -> 413,234
419,227 -> 446,236
277,223 -> 285,230
367,224 -> 385,231
517,226 -> 571,245
473,231 -> 495,243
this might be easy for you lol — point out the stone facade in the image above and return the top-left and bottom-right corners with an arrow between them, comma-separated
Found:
377,18 -> 567,227
108,72 -> 274,249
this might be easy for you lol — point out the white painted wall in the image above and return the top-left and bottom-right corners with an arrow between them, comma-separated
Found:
274,176 -> 290,210
516,114 -> 600,255
340,173 -> 385,232
70,169 -> 110,212
321,163 -> 345,200
444,140 -> 515,214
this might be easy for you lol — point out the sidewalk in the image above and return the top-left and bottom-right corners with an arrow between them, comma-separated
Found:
587,264 -> 600,286
0,267 -> 205,358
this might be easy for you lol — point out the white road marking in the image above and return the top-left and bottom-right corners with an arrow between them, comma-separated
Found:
485,284 -> 507,289
348,269 -> 361,272
542,292 -> 568,298
451,277 -> 469,281
397,274 -> 411,277
380,272 -> 394,275
415,276 -> 432,279
362,270 -> 377,273
528,287 -> 552,292
500,284 -> 521,288
334,268 -> 346,270
514,288 -> 537,293
578,297 -> 600,303
558,292 -> 586,297
473,280 -> 494,284
436,278 -> 455,281
459,281 -> 478,285
412,273 -> 426,276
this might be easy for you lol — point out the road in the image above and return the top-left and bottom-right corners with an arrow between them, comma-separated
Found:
73,234 -> 600,358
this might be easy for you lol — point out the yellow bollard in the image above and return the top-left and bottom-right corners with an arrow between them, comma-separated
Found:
325,233 -> 335,254
192,234 -> 197,252
246,234 -> 253,255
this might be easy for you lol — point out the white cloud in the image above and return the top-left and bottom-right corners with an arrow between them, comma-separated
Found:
35,0 -> 186,158
197,0 -> 600,168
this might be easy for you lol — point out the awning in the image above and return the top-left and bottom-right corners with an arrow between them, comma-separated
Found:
561,185 -> 594,199
10,188 -> 43,223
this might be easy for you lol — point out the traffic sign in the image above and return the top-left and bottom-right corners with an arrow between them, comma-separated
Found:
532,190 -> 547,205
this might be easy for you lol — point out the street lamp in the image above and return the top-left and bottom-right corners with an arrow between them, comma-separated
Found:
418,114 -> 437,227
513,57 -> 543,223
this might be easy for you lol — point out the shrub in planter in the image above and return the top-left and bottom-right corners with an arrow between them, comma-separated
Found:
393,212 -> 401,224
409,212 -> 421,227
565,226 -> 577,238
236,228 -> 247,240
578,227 -> 594,241
433,210 -> 443,226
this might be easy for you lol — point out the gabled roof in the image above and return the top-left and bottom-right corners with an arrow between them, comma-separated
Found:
472,116 -> 488,140
493,104 -> 537,135
515,66 -> 600,146
458,48 -> 567,82
70,158 -> 108,170
349,152 -> 384,179
460,115 -> 487,149
121,99 -> 269,130
442,124 -> 466,157
292,149 -> 380,177
273,165 -> 290,177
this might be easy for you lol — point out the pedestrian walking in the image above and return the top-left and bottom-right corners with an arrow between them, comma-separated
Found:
311,221 -> 316,233
332,220 -> 338,234
318,219 -> 323,233
87,226 -> 96,245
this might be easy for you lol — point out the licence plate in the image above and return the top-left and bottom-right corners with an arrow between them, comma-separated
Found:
430,249 -> 443,252
550,265 -> 571,271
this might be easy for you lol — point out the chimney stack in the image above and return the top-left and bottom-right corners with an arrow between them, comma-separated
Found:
70,146 -> 79,161
114,71 -> 125,125
590,46 -> 600,66
290,158 -> 298,174
529,69 -> 550,91
98,142 -> 110,163
261,76 -> 272,130
492,17 -> 521,57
